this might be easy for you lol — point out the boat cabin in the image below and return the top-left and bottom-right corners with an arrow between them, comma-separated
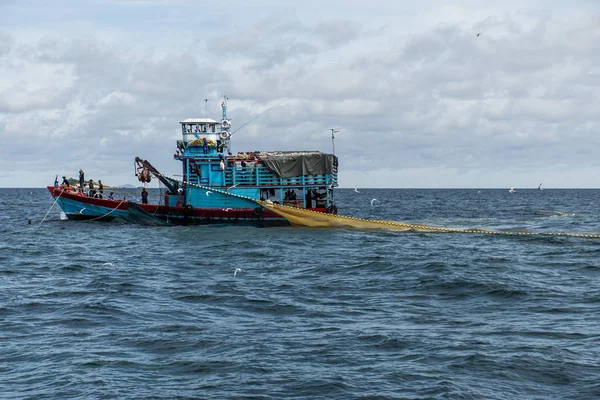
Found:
171,101 -> 338,212
180,118 -> 222,144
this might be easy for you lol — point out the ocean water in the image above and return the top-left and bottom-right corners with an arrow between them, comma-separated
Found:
1,187 -> 600,399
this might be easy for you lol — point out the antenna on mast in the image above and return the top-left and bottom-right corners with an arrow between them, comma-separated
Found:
330,128 -> 339,155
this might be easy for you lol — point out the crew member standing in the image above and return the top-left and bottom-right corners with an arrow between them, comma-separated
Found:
98,180 -> 104,199
305,188 -> 312,209
79,169 -> 85,189
89,179 -> 96,198
141,187 -> 149,204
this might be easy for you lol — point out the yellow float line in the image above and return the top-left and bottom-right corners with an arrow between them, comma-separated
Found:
155,173 -> 600,239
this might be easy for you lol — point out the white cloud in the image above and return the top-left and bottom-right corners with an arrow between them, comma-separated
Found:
1,1 -> 600,188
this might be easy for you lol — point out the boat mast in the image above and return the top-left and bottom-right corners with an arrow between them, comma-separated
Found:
222,95 -> 228,120
330,128 -> 339,155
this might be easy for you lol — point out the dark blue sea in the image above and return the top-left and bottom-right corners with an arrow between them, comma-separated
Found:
1,188 -> 600,399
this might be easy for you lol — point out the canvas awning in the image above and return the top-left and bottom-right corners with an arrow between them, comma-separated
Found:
255,151 -> 338,179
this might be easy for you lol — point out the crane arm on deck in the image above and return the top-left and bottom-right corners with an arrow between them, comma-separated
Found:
135,157 -> 179,194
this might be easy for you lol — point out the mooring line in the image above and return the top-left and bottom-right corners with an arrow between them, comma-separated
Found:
80,199 -> 127,222
31,189 -> 64,229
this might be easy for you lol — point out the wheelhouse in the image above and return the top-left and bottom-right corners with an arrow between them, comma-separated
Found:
172,101 -> 338,211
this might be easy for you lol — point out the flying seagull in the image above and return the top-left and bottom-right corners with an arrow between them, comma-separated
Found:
354,187 -> 360,193
234,268 -> 242,277
476,33 -> 482,37
370,198 -> 378,206
509,188 -> 516,193
538,183 -> 543,191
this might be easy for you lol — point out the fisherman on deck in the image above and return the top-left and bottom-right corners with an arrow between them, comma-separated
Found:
98,180 -> 104,199
141,187 -> 149,204
61,176 -> 69,186
54,176 -> 59,188
79,169 -> 85,189
203,138 -> 209,154
305,189 -> 312,208
89,179 -> 96,198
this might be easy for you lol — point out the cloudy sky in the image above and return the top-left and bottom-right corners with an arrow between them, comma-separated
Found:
1,0 -> 600,188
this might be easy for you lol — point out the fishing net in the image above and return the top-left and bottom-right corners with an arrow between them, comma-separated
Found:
259,201 -> 441,232
121,202 -> 169,226
142,172 -> 600,239
257,201 -> 600,238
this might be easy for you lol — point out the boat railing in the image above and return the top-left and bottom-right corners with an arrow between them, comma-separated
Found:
224,164 -> 337,188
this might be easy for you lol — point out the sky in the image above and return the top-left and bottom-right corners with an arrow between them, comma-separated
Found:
1,0 -> 600,188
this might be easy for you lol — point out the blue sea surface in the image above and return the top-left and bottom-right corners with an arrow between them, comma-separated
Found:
1,188 -> 600,399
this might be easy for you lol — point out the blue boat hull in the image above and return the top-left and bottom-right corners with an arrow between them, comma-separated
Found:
48,187 -> 289,226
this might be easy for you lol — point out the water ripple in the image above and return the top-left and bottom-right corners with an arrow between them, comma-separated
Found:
2,188 -> 600,399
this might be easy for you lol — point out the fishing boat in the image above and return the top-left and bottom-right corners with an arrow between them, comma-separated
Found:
47,98 -> 339,225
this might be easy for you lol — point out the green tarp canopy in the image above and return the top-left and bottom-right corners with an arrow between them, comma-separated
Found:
255,151 -> 338,179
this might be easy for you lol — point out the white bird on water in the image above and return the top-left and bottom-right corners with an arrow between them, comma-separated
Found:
509,188 -> 516,193
234,268 -> 242,277
371,198 -> 378,206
